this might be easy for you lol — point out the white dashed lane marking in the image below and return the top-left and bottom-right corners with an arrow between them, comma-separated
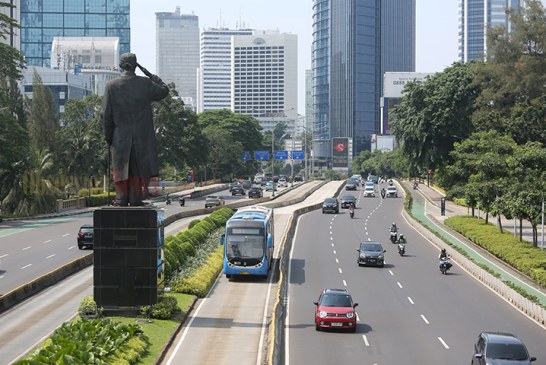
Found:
397,282 -> 403,288
408,297 -> 414,304
22,246 -> 31,251
420,315 -> 429,324
438,337 -> 450,349
21,264 -> 32,269
362,335 -> 370,347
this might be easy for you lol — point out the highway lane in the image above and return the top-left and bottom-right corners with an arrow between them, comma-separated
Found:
287,184 -> 546,364
0,187 -> 277,295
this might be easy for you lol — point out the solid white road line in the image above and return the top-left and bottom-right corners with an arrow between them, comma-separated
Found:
438,337 -> 450,349
362,335 -> 370,347
420,314 -> 429,324
408,297 -> 415,304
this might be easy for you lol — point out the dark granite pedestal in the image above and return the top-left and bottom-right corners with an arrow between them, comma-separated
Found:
93,206 -> 164,315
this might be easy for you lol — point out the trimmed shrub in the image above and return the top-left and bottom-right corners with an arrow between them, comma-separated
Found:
445,216 -> 546,289
172,247 -> 224,297
86,193 -> 112,207
140,295 -> 178,320
181,241 -> 196,257
188,219 -> 201,229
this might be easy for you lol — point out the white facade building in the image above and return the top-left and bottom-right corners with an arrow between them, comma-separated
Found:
231,31 -> 298,134
156,7 -> 199,110
50,37 -> 120,96
197,27 -> 254,113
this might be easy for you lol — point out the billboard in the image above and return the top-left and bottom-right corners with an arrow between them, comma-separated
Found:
332,137 -> 349,168
383,72 -> 434,98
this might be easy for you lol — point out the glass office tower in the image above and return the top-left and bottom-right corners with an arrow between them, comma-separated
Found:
20,0 -> 130,68
458,0 -> 521,62
312,0 -> 381,157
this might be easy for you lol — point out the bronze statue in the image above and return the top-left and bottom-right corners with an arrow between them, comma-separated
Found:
102,53 -> 169,206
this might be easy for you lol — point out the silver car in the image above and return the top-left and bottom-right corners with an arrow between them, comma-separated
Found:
205,195 -> 225,208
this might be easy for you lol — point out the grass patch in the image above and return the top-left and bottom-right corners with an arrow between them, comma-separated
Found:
109,293 -> 195,365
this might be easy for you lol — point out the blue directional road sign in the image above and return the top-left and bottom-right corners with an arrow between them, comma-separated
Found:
291,150 -> 305,160
254,151 -> 270,160
274,150 -> 289,160
243,151 -> 251,161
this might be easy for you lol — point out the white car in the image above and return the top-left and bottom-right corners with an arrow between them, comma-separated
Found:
364,186 -> 376,197
278,178 -> 287,187
386,186 -> 398,198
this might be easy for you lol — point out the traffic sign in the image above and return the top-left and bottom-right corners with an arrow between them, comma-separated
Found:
291,150 -> 305,160
254,151 -> 269,160
243,151 -> 251,161
274,150 -> 289,160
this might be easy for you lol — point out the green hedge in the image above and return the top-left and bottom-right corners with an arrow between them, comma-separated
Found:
172,247 -> 224,297
164,207 -> 233,279
445,216 -> 546,288
86,193 -> 112,207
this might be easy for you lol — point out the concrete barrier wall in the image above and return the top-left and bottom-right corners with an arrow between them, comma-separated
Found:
401,208 -> 546,327
0,254 -> 93,314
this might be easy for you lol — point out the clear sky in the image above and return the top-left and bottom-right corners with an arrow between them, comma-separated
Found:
131,1 -> 459,113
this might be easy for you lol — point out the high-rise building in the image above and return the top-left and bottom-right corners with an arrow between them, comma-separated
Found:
197,27 -> 253,113
19,0 -> 130,68
50,36 -> 120,96
312,0 -> 415,166
305,69 -> 314,133
156,7 -> 199,110
312,0 -> 381,159
381,0 -> 416,76
458,0 -> 521,62
231,31 -> 298,135
1,0 -> 21,49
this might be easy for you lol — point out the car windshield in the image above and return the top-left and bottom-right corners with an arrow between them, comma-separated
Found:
226,234 -> 264,259
487,343 -> 529,360
80,227 -> 93,234
207,196 -> 218,200
361,243 -> 383,251
388,187 -> 396,190
324,199 -> 337,204
342,196 -> 354,201
320,294 -> 352,307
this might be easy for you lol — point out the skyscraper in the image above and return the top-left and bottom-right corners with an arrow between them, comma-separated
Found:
197,27 -> 253,113
312,0 -> 415,163
156,7 -> 199,109
20,0 -> 130,68
458,0 -> 521,62
231,31 -> 298,134
312,0 -> 381,158
1,0 -> 20,49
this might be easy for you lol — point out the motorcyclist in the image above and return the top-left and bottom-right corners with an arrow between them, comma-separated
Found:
166,193 -> 171,204
381,188 -> 386,198
398,234 -> 407,244
179,196 -> 185,206
349,202 -> 355,218
390,223 -> 397,233
439,248 -> 448,260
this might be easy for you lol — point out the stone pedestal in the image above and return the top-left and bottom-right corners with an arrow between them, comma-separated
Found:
93,206 -> 164,313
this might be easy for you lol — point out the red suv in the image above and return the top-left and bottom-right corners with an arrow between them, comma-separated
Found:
313,288 -> 358,332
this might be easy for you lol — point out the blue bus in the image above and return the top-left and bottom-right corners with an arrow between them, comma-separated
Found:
221,206 -> 274,279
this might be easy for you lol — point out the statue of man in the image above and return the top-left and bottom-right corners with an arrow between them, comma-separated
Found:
102,53 -> 169,206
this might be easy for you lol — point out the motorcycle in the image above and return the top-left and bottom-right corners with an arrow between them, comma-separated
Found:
390,231 -> 397,244
179,197 -> 185,206
398,242 -> 406,256
413,182 -> 418,190
439,257 -> 452,274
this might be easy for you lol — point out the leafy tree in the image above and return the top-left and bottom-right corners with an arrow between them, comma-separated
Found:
473,0 -> 546,141
154,86 -> 207,174
55,94 -> 108,189
447,131 -> 517,225
26,69 -> 58,152
201,125 -> 244,180
0,1 -> 26,80
391,62 -> 479,173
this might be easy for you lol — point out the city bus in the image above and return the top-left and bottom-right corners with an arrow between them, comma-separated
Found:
220,206 -> 274,279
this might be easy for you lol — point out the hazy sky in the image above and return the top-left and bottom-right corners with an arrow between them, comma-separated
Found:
131,1 -> 459,112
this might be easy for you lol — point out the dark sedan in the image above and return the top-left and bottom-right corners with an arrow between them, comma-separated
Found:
322,198 -> 339,214
340,195 -> 357,209
248,186 -> 263,198
357,241 -> 386,267
231,185 -> 246,196
77,224 -> 94,250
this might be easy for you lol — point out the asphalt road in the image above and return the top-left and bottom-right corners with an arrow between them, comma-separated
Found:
0,187 -> 279,296
286,184 -> 546,364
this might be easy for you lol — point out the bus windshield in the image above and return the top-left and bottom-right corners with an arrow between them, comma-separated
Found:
226,234 -> 264,260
